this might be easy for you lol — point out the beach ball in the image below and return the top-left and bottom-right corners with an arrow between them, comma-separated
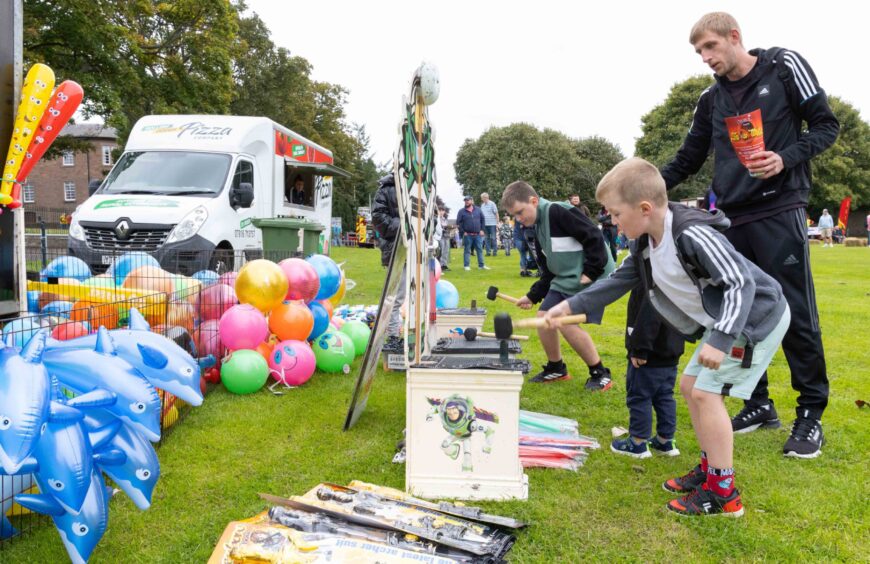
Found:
430,258 -> 442,282
255,340 -> 275,361
51,320 -> 89,341
278,258 -> 320,302
81,276 -> 116,289
306,255 -> 341,300
312,331 -> 355,373
235,259 -> 289,313
328,272 -> 347,307
26,291 -> 40,313
194,319 -> 223,358
435,280 -> 459,309
219,304 -> 268,351
40,256 -> 91,282
220,350 -> 269,394
268,302 -> 314,342
122,265 -> 175,295
69,300 -> 119,329
268,340 -> 316,386
108,252 -> 160,286
196,283 -> 238,321
339,320 -> 371,357
41,300 -> 74,318
218,271 -> 238,288
192,270 -> 220,288
317,299 -> 334,320
2,318 -> 42,348
307,301 -> 330,341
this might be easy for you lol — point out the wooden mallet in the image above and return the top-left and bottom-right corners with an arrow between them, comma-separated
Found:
486,285 -> 520,304
493,312 -> 587,335
463,327 -> 529,342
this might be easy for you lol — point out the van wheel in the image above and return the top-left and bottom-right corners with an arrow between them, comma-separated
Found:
209,245 -> 234,274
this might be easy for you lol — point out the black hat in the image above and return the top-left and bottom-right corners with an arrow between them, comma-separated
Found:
463,195 -> 473,201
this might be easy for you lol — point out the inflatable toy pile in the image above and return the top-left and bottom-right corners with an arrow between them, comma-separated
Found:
0,308 -> 202,562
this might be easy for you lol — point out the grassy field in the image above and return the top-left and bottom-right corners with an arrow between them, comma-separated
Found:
4,244 -> 868,563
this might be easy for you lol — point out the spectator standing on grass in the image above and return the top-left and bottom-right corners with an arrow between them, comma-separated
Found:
499,214 -> 513,256
456,195 -> 489,271
439,207 -> 451,271
479,193 -> 500,256
818,209 -> 834,247
569,194 -> 592,218
371,173 -> 404,348
661,12 -> 839,459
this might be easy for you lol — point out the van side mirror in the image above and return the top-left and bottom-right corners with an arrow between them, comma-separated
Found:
231,182 -> 254,209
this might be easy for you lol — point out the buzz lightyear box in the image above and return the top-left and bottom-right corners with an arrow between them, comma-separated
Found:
406,362 -> 528,501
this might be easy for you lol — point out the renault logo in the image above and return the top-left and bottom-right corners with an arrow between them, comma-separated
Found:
115,220 -> 131,240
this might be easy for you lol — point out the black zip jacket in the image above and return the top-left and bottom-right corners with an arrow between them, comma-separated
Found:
625,288 -> 685,368
371,175 -> 399,267
661,47 -> 839,224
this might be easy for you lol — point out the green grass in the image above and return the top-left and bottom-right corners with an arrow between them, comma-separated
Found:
5,245 -> 869,563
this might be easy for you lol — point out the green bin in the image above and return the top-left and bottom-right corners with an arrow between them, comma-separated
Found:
252,217 -> 324,260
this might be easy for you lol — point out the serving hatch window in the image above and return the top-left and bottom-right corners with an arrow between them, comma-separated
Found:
99,151 -> 232,197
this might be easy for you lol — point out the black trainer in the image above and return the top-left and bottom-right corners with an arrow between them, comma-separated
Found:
530,361 -> 570,383
783,411 -> 824,459
584,366 -> 612,391
731,402 -> 781,433
662,464 -> 706,494
382,336 -> 404,353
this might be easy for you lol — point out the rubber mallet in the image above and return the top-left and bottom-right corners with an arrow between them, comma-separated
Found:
486,286 -> 520,304
494,312 -> 587,334
463,327 -> 529,341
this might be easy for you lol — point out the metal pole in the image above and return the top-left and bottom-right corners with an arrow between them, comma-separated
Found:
38,215 -> 47,268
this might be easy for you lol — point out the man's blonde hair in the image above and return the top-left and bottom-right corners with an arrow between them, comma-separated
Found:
596,158 -> 667,207
689,12 -> 741,45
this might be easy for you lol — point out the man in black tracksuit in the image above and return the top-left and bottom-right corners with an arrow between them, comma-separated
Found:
371,173 -> 404,346
661,12 -> 839,458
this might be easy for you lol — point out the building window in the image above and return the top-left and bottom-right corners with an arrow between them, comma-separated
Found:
102,145 -> 114,166
23,182 -> 35,203
63,182 -> 76,202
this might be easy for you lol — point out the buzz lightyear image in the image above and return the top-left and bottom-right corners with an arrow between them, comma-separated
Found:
426,395 -> 498,472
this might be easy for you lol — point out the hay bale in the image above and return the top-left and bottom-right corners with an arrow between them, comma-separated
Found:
844,237 -> 867,247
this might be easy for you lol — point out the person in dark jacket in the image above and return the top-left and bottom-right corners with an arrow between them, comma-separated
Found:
597,207 -> 619,261
502,181 -> 615,389
371,173 -> 400,267
455,195 -> 488,270
371,173 -> 404,344
660,12 -> 839,459
610,289 -> 685,459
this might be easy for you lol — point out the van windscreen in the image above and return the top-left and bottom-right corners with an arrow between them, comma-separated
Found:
99,151 -> 232,196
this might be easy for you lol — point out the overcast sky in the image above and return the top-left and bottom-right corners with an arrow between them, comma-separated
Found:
245,0 -> 867,213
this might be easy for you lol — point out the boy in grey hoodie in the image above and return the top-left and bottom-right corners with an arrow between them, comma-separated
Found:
543,158 -> 790,517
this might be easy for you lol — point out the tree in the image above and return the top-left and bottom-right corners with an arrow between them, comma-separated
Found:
454,123 -> 624,207
634,75 -> 715,201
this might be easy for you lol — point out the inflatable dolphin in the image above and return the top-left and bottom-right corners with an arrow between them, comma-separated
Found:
83,409 -> 160,510
16,468 -> 110,564
44,328 -> 162,442
46,309 -> 203,406
0,331 -> 51,474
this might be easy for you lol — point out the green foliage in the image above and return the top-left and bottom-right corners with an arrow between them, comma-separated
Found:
23,0 -> 383,230
635,75 -> 715,201
454,123 -> 623,208
810,96 -> 870,209
3,245 -> 867,562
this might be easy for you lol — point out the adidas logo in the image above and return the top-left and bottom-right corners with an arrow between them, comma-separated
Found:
783,254 -> 799,266
759,86 -> 770,95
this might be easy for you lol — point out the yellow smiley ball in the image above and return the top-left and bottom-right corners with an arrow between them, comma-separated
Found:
234,259 -> 289,313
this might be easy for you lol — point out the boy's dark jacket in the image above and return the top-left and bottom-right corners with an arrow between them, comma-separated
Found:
371,174 -> 399,267
568,203 -> 787,353
626,289 -> 685,367
661,47 -> 839,224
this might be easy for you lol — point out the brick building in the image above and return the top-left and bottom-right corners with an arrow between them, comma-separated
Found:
22,124 -> 118,210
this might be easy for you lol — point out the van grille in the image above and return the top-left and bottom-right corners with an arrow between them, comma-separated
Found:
83,224 -> 173,252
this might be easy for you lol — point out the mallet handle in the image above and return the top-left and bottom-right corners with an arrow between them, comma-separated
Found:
514,313 -> 587,328
479,331 -> 530,341
497,292 -> 519,304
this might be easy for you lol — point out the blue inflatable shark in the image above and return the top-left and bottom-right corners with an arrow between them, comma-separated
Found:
16,467 -> 110,564
83,409 -> 160,510
46,309 -> 203,407
44,328 -> 162,443
0,331 -> 51,474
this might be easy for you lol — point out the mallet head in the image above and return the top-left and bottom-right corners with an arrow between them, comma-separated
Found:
463,328 -> 478,341
486,286 -> 499,301
493,312 -> 514,340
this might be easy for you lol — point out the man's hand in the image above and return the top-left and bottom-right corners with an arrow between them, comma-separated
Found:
515,295 -> 533,310
580,274 -> 592,285
697,344 -> 725,370
746,151 -> 784,179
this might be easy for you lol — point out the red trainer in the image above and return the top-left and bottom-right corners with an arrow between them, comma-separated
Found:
667,485 -> 744,517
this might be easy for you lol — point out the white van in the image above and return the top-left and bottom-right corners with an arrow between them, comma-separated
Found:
68,115 -> 348,274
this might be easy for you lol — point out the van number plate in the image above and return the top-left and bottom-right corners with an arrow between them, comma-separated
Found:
101,255 -> 114,265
